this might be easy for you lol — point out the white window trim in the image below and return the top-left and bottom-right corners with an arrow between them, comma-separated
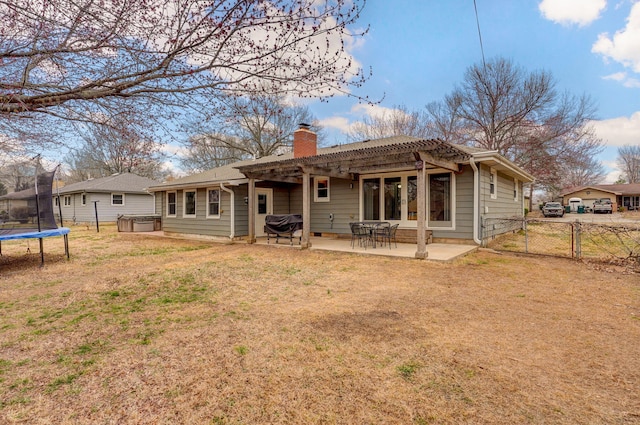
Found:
63,195 -> 71,207
314,176 -> 330,202
358,170 -> 456,230
166,191 -> 177,218
111,193 -> 125,206
490,168 -> 498,200
81,193 -> 87,206
206,187 -> 221,219
426,169 -> 456,231
183,189 -> 197,218
513,178 -> 519,202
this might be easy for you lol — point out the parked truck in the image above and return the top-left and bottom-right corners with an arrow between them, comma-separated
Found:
592,198 -> 613,214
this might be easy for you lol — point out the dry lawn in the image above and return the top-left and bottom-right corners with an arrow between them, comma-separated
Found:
1,225 -> 639,424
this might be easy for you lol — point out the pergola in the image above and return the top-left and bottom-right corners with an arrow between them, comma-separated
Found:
236,137 -> 471,259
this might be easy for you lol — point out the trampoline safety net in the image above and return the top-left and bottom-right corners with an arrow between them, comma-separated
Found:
0,165 -> 59,236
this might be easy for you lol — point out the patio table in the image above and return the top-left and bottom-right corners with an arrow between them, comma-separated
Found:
355,221 -> 390,248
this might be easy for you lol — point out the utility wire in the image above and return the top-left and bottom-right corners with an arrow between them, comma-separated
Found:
473,0 -> 487,70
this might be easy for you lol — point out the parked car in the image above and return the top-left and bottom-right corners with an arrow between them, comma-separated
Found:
592,198 -> 613,214
542,202 -> 565,217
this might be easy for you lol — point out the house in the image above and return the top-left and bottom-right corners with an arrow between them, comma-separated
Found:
0,190 -> 30,221
56,173 -> 160,223
561,184 -> 640,211
148,125 -> 534,257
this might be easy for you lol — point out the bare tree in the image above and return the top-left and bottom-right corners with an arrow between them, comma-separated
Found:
179,133 -> 246,172
64,114 -> 167,181
180,94 -> 322,172
430,57 -> 603,206
616,145 -> 640,184
558,151 -> 605,189
347,105 -> 434,141
0,0 -> 370,153
0,160 -> 38,192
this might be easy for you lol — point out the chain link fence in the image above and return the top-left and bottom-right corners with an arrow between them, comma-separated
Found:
483,217 -> 640,271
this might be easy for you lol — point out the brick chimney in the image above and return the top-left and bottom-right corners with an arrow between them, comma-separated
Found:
293,123 -> 317,158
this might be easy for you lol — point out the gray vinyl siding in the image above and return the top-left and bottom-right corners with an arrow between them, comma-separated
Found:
270,183 -> 299,215
159,188 -> 233,238
480,164 -> 524,220
284,177 -> 358,235
58,192 -> 155,223
154,164 -> 522,243
233,185 -> 249,237
431,165 -> 474,240
310,177 -> 358,234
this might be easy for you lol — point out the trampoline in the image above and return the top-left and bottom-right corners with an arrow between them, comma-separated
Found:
0,163 -> 70,266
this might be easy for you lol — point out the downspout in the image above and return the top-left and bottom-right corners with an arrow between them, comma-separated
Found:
469,157 -> 482,245
220,183 -> 235,240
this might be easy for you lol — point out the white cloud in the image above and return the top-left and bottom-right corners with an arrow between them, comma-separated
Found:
602,71 -> 627,81
591,111 -> 640,147
318,116 -> 352,133
592,2 -> 640,72
349,103 -> 411,121
600,158 -> 624,183
539,0 -> 606,26
602,71 -> 640,87
319,104 -> 414,135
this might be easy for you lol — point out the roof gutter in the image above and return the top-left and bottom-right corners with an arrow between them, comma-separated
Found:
471,152 -> 535,183
469,157 -> 482,245
147,179 -> 248,193
219,183 -> 235,240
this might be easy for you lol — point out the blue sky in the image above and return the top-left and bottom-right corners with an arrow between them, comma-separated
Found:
305,0 -> 640,183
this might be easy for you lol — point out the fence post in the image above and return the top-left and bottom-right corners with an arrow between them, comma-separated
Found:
574,220 -> 581,259
571,222 -> 575,259
524,218 -> 528,253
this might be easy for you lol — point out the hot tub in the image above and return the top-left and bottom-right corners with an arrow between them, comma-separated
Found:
117,214 -> 162,232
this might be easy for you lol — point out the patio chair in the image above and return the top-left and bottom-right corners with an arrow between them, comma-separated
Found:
350,222 -> 372,249
373,222 -> 390,247
376,223 -> 398,248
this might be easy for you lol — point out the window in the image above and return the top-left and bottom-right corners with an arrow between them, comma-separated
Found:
314,176 -> 330,202
111,193 -> 124,206
513,178 -> 519,202
384,177 -> 401,220
363,178 -> 380,220
184,190 -> 196,217
81,193 -> 87,206
63,195 -> 71,206
207,188 -> 220,218
430,173 -> 451,222
54,197 -> 59,207
257,193 -> 267,214
166,191 -> 177,217
490,168 -> 497,199
407,176 -> 417,220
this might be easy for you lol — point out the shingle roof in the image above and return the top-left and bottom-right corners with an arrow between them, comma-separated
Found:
561,183 -> 640,197
147,136 -> 525,190
57,173 -> 160,195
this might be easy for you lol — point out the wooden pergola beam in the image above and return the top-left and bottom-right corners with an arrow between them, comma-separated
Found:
416,151 -> 461,173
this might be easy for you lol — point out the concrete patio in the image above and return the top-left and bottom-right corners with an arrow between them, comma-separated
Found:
256,236 -> 478,262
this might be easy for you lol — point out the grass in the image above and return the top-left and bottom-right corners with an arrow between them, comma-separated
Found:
488,219 -> 640,267
0,224 -> 638,424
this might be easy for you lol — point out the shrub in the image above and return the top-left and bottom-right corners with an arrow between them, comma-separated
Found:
11,206 -> 31,221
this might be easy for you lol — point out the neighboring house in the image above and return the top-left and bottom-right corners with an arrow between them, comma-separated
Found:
0,189 -> 34,222
561,184 -> 640,211
56,173 -> 159,223
148,125 -> 534,256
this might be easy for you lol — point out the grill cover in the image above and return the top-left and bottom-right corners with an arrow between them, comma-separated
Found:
265,214 -> 303,235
